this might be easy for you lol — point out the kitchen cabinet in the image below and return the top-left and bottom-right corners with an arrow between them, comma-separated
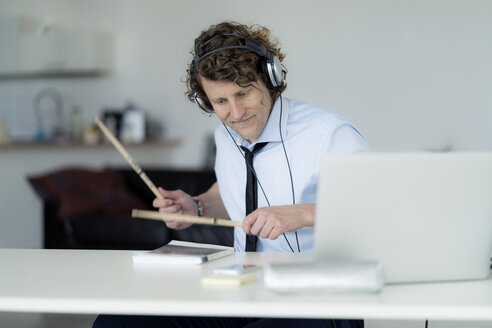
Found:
0,16 -> 113,77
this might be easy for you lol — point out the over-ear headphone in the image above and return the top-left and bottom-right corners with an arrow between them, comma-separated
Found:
190,34 -> 283,112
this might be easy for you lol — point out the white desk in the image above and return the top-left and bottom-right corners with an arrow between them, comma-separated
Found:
1,248 -> 492,321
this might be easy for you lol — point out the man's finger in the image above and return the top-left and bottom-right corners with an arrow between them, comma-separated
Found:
250,215 -> 266,236
157,187 -> 185,199
259,222 -> 275,239
243,211 -> 260,234
269,227 -> 283,240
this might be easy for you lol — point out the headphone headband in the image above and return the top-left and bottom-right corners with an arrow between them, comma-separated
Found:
190,35 -> 282,86
191,35 -> 270,65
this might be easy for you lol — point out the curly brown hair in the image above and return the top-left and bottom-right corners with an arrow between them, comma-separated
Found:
186,21 -> 287,113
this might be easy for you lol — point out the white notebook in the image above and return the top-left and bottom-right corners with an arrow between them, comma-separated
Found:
133,240 -> 234,265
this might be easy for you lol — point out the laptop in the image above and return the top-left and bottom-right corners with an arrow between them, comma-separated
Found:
314,152 -> 492,284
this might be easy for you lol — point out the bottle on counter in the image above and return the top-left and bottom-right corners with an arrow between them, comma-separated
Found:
83,124 -> 101,145
69,105 -> 84,143
0,115 -> 10,145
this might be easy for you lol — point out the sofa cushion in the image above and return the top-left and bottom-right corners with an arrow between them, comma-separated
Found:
65,213 -> 170,250
28,167 -> 149,217
124,168 -> 218,203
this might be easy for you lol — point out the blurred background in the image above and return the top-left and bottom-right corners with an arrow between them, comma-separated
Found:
1,0 -> 491,249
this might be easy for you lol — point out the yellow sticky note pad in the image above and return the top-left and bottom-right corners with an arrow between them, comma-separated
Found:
201,273 -> 256,287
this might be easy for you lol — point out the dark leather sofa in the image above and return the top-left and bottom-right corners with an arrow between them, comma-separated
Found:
28,167 -> 233,250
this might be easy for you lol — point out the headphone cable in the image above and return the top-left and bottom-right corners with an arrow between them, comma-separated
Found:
222,122 -> 295,253
221,95 -> 298,253
278,95 -> 300,252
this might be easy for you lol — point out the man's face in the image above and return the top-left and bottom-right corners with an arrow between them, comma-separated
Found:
200,77 -> 273,144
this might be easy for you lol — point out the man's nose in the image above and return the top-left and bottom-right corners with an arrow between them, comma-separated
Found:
230,100 -> 246,120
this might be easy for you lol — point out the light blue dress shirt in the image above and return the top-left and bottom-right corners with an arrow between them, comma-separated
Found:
214,97 -> 369,253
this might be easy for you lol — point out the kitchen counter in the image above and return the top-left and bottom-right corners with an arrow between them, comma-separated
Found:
0,138 -> 181,150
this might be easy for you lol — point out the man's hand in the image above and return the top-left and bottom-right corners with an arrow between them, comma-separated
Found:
152,187 -> 197,230
242,204 -> 315,240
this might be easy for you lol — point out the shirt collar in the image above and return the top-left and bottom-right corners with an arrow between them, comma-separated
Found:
229,97 -> 289,149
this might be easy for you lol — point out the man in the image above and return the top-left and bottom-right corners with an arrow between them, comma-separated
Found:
93,21 -> 367,328
157,21 -> 368,253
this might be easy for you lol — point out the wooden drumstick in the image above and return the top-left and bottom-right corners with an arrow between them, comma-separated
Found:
132,209 -> 243,228
94,116 -> 164,200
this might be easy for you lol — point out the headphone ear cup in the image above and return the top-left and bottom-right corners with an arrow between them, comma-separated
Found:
260,59 -> 273,88
261,55 -> 282,88
194,92 -> 213,113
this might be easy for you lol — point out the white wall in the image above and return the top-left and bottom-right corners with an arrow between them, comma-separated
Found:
1,0 -> 491,248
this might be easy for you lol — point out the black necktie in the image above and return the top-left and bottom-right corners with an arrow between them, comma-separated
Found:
240,142 -> 268,252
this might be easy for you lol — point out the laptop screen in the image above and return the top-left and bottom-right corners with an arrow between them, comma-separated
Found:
314,152 -> 492,283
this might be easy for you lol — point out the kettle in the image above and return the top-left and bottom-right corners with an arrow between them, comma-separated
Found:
121,101 -> 145,144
